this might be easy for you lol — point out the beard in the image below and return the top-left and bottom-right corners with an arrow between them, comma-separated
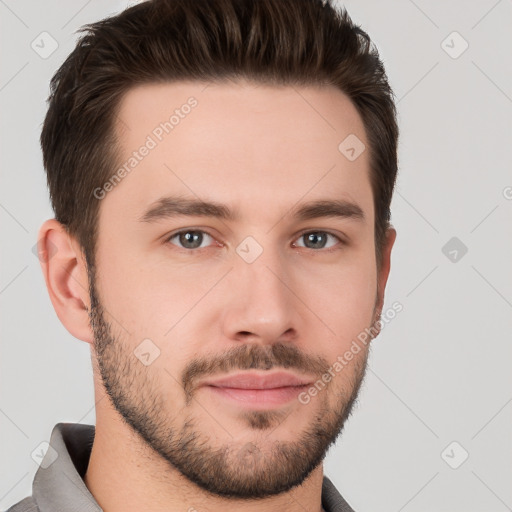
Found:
87,267 -> 373,500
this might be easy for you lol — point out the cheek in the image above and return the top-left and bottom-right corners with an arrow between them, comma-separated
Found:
294,262 -> 377,389
299,255 -> 377,339
93,241 -> 167,338
94,242 -> 223,348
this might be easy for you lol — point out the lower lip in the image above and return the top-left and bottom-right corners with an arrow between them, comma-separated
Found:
204,385 -> 309,408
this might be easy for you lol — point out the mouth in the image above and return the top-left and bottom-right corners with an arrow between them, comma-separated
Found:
200,371 -> 314,409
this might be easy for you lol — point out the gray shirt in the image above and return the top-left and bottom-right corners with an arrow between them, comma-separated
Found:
5,423 -> 356,512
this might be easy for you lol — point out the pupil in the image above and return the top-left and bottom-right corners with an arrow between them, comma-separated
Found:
307,233 -> 325,249
181,231 -> 202,248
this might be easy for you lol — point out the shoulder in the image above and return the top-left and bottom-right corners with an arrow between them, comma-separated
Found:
4,496 -> 40,512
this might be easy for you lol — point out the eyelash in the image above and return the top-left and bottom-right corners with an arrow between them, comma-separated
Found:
165,228 -> 345,253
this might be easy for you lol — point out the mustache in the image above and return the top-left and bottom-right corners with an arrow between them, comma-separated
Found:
182,342 -> 330,400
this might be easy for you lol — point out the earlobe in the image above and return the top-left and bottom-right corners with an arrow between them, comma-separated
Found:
37,219 -> 94,344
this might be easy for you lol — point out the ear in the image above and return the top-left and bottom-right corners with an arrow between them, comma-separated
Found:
375,226 -> 397,322
37,219 -> 94,344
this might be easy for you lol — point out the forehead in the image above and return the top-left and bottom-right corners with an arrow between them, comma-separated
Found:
106,80 -> 373,225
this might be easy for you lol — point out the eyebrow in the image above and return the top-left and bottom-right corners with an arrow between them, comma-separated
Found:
139,196 -> 365,224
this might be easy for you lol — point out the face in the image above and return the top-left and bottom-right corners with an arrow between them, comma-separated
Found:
87,80 -> 388,498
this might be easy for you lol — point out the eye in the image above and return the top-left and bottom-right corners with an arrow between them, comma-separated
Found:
166,229 -> 216,250
293,231 -> 342,250
165,229 -> 344,252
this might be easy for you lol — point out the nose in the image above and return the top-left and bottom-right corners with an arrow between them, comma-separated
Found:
221,247 -> 301,345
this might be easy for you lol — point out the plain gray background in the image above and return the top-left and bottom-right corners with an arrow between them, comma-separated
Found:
1,0 -> 511,511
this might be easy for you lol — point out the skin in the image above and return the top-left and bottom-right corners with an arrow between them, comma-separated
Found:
38,80 -> 396,512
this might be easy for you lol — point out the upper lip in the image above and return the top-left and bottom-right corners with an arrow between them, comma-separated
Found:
201,371 -> 314,390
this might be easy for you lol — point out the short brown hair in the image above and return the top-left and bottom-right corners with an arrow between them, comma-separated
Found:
41,0 -> 399,271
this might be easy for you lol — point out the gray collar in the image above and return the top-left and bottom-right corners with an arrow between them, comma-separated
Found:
34,423 -> 101,511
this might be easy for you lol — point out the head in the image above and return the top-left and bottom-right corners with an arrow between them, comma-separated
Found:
39,0 -> 398,500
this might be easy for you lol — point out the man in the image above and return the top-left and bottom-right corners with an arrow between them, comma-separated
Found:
7,0 -> 398,511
